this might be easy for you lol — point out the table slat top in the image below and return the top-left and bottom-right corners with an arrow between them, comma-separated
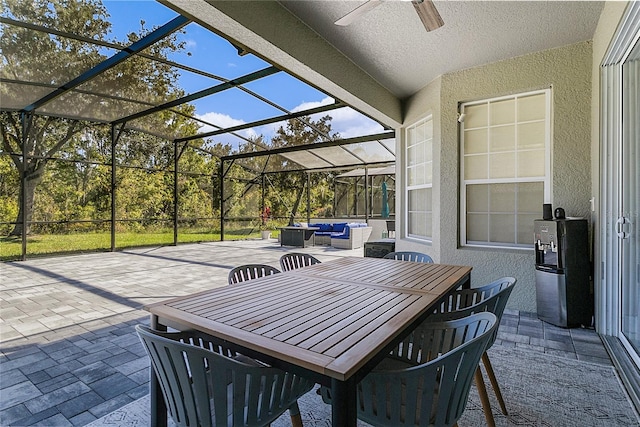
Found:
146,257 -> 470,380
289,256 -> 471,294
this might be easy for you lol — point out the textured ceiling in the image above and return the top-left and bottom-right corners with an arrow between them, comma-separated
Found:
279,1 -> 604,98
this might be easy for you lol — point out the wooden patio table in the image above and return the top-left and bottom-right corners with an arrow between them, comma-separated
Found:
144,256 -> 472,427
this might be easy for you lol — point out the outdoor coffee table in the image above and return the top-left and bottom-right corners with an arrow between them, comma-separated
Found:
279,226 -> 319,247
145,257 -> 471,427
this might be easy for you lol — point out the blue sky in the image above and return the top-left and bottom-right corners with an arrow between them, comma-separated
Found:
103,0 -> 383,148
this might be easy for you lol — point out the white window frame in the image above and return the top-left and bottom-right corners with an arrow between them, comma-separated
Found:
460,89 -> 552,249
405,115 -> 433,241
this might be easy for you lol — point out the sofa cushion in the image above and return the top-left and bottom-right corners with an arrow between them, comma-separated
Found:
317,223 -> 333,232
331,224 -> 352,239
332,223 -> 347,233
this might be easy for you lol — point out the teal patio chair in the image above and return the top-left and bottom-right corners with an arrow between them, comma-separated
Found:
428,277 -> 517,427
383,251 -> 434,263
322,312 -> 498,427
136,325 -> 314,427
279,253 -> 321,272
228,264 -> 280,285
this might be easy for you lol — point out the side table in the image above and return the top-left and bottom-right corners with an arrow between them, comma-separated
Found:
364,238 -> 396,258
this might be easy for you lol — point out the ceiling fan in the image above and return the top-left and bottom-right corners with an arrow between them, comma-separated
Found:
335,0 -> 444,32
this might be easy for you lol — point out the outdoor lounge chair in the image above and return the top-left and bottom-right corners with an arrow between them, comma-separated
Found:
321,312 -> 498,427
136,325 -> 314,427
330,223 -> 372,249
383,251 -> 434,263
279,253 -> 321,271
228,264 -> 280,285
428,277 -> 517,427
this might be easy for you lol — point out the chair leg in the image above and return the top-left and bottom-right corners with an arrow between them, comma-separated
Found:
474,366 -> 496,427
289,402 -> 304,427
290,414 -> 303,427
482,352 -> 508,415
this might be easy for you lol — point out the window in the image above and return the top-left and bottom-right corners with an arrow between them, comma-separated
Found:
406,116 -> 433,240
460,89 -> 551,248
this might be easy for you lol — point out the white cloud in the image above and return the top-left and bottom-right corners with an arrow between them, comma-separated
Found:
292,96 -> 384,138
291,96 -> 335,113
195,112 -> 258,148
197,112 -> 246,132
252,121 -> 285,140
194,96 -> 385,149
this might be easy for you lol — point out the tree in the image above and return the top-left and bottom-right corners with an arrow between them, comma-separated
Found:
0,153 -> 19,234
0,0 -> 187,235
176,140 -> 230,223
268,115 -> 337,222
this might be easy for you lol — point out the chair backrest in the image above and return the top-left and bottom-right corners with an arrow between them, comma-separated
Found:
359,312 -> 498,427
228,264 -> 280,285
433,276 -> 517,318
279,253 -> 321,272
430,277 -> 517,348
383,251 -> 434,263
136,325 -> 314,427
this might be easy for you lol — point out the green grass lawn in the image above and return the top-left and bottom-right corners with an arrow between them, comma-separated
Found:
0,228 -> 279,261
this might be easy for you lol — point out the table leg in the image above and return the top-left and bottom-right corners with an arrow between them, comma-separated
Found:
461,273 -> 471,289
149,315 -> 167,427
331,377 -> 357,427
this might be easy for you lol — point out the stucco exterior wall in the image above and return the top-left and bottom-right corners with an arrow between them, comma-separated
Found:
402,41 -> 593,312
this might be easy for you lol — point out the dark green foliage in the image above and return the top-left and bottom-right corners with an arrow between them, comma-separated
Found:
0,0 -> 338,245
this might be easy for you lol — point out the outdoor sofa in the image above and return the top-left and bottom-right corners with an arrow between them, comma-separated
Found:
313,222 -> 345,245
329,223 -> 372,249
291,222 -> 372,249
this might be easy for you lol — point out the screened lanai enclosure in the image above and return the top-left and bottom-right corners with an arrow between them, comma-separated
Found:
0,0 -> 395,261
334,166 -> 395,219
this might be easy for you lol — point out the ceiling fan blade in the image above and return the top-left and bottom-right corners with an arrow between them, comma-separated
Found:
412,0 -> 444,31
335,0 -> 383,26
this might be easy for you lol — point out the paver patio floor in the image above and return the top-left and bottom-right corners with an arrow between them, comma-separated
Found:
0,240 -> 365,426
1,239 -> 613,426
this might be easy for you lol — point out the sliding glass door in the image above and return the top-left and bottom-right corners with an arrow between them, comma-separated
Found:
620,39 -> 640,360
600,2 -> 640,372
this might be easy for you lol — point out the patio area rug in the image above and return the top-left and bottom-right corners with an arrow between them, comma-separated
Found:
86,346 -> 639,427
